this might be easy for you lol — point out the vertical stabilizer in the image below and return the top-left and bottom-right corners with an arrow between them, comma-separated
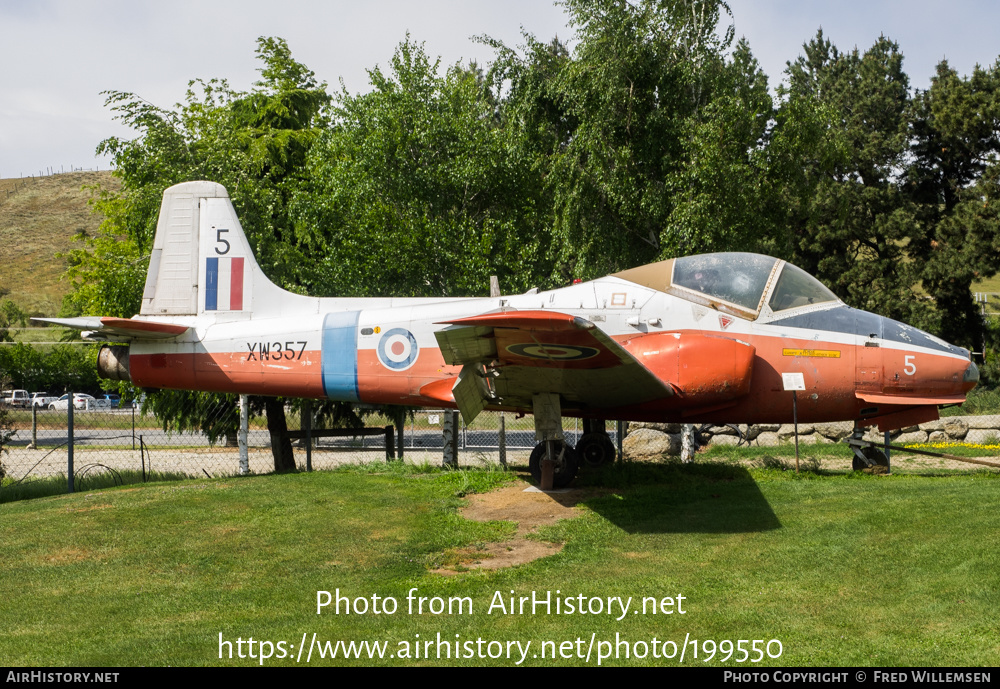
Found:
140,181 -> 291,318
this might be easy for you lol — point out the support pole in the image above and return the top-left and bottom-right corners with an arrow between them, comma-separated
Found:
793,390 -> 800,473
238,394 -> 249,475
498,412 -> 507,468
29,405 -> 37,449
67,396 -> 74,493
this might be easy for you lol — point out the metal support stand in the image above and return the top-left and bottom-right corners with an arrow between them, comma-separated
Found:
238,394 -> 249,475
793,390 -> 800,473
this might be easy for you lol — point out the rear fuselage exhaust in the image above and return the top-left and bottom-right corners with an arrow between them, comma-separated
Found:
98,345 -> 131,381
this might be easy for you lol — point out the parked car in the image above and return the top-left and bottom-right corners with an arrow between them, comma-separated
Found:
48,394 -> 109,411
31,392 -> 57,408
2,389 -> 30,408
101,393 -> 122,407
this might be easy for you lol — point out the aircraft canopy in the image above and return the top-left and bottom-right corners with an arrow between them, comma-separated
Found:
614,252 -> 839,320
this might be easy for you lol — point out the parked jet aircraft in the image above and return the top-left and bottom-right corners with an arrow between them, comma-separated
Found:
39,181 -> 979,486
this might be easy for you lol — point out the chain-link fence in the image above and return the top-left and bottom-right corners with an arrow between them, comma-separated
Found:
3,401 -> 997,491
0,404 -> 565,487
0,403 -> 397,485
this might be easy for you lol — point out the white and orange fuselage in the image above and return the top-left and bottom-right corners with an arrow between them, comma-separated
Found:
50,181 -> 977,434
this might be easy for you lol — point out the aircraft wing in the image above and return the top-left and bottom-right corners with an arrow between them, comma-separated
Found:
430,310 -> 673,422
32,317 -> 190,341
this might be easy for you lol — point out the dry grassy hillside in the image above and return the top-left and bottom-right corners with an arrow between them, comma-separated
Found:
0,171 -> 119,316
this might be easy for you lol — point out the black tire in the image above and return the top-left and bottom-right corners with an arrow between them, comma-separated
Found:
529,441 -> 580,488
852,446 -> 889,471
576,432 -> 616,467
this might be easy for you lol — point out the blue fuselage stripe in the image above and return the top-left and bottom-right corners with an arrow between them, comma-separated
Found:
321,311 -> 360,401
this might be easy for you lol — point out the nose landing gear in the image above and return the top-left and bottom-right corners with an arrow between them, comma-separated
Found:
847,427 -> 891,472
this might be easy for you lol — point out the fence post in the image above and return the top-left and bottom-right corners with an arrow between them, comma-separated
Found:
498,412 -> 507,468
385,426 -> 394,461
29,404 -> 37,449
238,394 -> 249,475
67,396 -> 74,493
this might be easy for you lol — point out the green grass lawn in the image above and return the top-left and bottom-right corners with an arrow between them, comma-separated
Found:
1,461 -> 998,667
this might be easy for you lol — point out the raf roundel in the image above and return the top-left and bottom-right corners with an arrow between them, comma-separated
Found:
377,328 -> 419,371
506,343 -> 600,361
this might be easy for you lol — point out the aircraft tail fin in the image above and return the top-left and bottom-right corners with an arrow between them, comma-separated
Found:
140,181 -> 287,318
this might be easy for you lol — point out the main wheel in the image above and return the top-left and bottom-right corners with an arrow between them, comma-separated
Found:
529,441 -> 580,488
576,432 -> 616,467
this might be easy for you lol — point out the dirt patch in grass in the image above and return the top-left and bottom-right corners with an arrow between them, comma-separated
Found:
433,482 -> 612,574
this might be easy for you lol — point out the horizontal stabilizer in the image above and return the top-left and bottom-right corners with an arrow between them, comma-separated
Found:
32,317 -> 190,341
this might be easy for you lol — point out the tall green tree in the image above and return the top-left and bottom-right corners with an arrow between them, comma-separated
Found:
487,0 -> 774,280
70,37 -> 330,470
294,37 -> 553,297
0,293 -> 27,343
773,31 -> 923,324
906,60 -> 1000,350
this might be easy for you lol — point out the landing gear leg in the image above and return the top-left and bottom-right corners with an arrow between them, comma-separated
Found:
847,426 -> 890,472
529,393 -> 578,489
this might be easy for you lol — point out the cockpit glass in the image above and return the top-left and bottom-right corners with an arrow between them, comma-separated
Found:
767,262 -> 838,312
671,253 -> 777,311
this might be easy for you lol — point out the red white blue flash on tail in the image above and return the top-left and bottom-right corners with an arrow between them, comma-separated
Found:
205,256 -> 245,311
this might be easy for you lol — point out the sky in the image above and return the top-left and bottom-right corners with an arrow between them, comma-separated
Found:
2,0 -> 999,179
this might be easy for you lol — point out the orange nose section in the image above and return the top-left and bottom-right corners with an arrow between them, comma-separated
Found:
881,349 -> 977,398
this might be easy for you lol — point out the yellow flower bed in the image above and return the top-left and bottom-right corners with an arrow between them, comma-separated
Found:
905,442 -> 1000,451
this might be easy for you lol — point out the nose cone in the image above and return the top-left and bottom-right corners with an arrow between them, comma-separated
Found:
963,361 -> 980,392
